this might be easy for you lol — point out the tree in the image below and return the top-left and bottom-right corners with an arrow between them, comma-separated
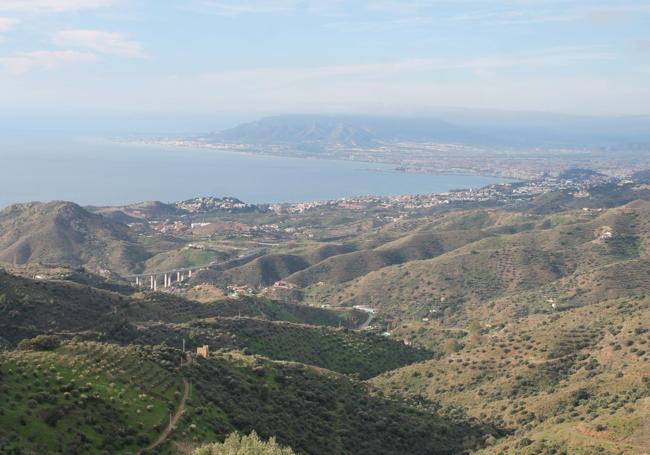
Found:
193,431 -> 295,455
17,335 -> 60,351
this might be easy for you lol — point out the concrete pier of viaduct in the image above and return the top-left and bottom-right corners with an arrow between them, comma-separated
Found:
124,248 -> 265,291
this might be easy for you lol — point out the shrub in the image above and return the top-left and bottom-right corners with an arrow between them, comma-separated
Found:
193,431 -> 295,455
17,335 -> 60,351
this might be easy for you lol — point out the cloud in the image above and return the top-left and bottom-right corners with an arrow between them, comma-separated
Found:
0,50 -> 96,73
203,59 -> 433,83
201,47 -> 612,85
324,16 -> 435,33
171,48 -> 617,113
0,16 -> 17,32
148,66 -> 649,117
369,0 -> 605,10
53,29 -> 143,58
455,46 -> 613,69
198,0 -> 299,16
450,9 -> 572,25
0,0 -> 117,13
370,1 -> 650,27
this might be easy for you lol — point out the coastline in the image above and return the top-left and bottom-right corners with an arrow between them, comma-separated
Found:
108,137 -> 521,181
0,135 -> 509,209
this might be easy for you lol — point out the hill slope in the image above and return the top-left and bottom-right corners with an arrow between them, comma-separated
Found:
371,296 -> 650,454
304,201 -> 650,324
131,317 -> 433,379
0,201 -> 147,273
0,266 -> 500,454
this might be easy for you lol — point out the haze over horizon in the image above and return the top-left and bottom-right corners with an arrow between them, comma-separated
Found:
0,0 -> 649,133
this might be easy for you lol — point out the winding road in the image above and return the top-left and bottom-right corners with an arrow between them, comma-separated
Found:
355,306 -> 377,330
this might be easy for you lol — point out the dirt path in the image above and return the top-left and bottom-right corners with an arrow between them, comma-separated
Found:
138,378 -> 190,454
527,352 -> 576,365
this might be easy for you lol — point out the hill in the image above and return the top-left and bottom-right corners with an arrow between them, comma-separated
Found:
181,351 -> 499,455
0,201 -> 148,274
142,247 -> 225,274
0,264 -> 499,454
0,339 -> 498,454
90,200 -> 185,222
206,212 -> 524,291
287,228 -> 491,288
303,201 -> 650,324
371,296 -> 650,454
131,317 -> 433,379
202,243 -> 357,289
0,268 -> 365,345
215,254 -> 311,288
0,341 -> 183,454
213,115 -> 473,148
210,112 -> 650,149
5,188 -> 650,453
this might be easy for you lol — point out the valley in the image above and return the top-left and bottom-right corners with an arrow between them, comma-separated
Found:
1,170 -> 649,454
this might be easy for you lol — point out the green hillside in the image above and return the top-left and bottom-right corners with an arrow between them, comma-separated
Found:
0,341 -> 182,454
180,351 -> 498,455
130,317 -> 433,379
0,338 -> 496,455
0,268 -> 364,346
143,248 -> 224,274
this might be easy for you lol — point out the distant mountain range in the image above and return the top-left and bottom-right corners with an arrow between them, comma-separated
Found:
210,114 -> 478,148
207,112 -> 650,148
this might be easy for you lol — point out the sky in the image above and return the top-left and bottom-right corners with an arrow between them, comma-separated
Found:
0,0 -> 649,131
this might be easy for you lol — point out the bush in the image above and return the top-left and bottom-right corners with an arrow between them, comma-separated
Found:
17,335 -> 60,351
193,431 -> 295,455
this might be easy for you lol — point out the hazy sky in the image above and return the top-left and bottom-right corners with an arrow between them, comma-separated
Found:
0,0 -> 649,122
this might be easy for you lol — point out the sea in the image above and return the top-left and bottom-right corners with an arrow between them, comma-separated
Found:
0,134 -> 507,208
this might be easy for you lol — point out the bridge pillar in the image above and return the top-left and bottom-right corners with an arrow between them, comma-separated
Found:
189,270 -> 192,278
177,271 -> 181,282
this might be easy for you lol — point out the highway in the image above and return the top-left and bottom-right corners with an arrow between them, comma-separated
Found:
122,248 -> 265,287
